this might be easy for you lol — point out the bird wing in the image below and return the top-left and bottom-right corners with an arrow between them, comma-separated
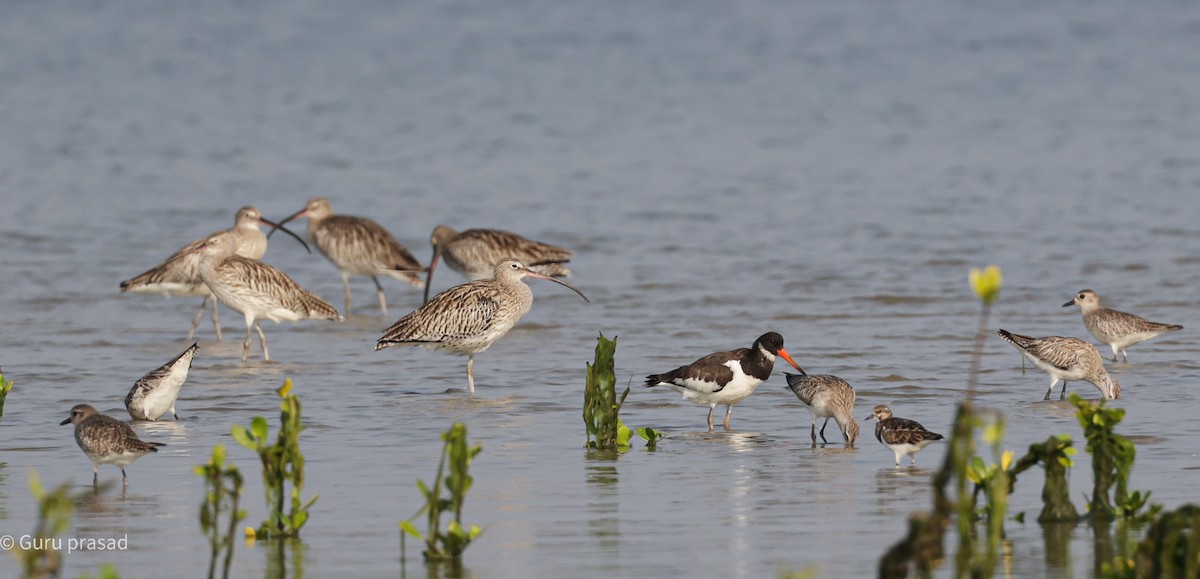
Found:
645,348 -> 745,392
377,283 -> 503,344
879,417 -> 942,445
317,216 -> 423,271
1091,308 -> 1181,335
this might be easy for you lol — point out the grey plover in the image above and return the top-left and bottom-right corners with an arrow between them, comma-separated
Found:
1063,289 -> 1183,363
784,371 -> 860,445
424,225 -> 572,303
61,404 -> 165,486
197,231 -> 342,363
376,259 -> 588,396
645,332 -> 803,432
274,196 -> 424,315
125,343 -> 198,421
997,329 -> 1121,400
119,206 -> 308,341
864,404 -> 943,467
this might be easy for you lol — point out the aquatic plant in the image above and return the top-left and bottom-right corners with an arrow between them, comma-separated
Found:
583,333 -> 630,450
1007,434 -> 1079,523
1102,503 -> 1200,578
0,368 -> 12,418
636,426 -> 665,449
195,444 -> 246,579
400,422 -> 483,562
231,379 -> 317,539
1069,393 -> 1157,523
18,470 -> 76,578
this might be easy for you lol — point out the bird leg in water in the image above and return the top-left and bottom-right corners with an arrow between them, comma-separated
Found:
467,354 -> 475,396
372,275 -> 387,315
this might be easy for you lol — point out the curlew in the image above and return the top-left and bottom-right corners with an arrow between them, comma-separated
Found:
274,196 -> 424,315
645,332 -> 803,432
375,258 -> 589,395
62,404 -> 165,486
126,342 -> 198,421
864,404 -> 943,467
197,231 -> 342,363
784,371 -> 860,445
1063,289 -> 1182,363
424,224 -> 572,303
997,329 -> 1121,400
120,206 -> 309,341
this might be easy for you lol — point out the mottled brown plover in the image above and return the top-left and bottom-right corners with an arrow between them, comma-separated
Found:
61,404 -> 165,486
1063,289 -> 1182,363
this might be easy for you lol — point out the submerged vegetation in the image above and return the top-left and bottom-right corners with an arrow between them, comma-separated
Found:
231,379 -> 317,540
400,422 -> 483,562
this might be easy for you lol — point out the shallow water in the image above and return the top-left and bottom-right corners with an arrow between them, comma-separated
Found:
2,1 -> 1200,577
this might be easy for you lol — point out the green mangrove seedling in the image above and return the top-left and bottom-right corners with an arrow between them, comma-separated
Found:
1069,394 -> 1156,523
231,379 -> 317,539
1008,434 -> 1079,523
583,333 -> 630,450
20,470 -> 77,578
400,422 -> 483,562
1102,503 -> 1200,578
196,444 -> 247,579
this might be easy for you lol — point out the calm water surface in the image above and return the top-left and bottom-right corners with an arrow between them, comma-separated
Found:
2,1 -> 1200,577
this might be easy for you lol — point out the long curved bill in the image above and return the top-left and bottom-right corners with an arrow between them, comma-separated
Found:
776,348 -> 804,373
524,269 -> 590,303
423,250 -> 441,304
260,216 -> 311,254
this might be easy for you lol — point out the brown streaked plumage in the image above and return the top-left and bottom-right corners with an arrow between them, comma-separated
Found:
375,258 -> 589,396
424,224 -> 572,303
61,404 -> 165,486
119,206 -> 309,341
997,329 -> 1121,400
275,196 -> 424,316
198,231 -> 342,363
645,332 -> 803,432
1063,289 -> 1183,363
125,342 -> 198,421
784,371 -> 859,445
864,405 -> 943,467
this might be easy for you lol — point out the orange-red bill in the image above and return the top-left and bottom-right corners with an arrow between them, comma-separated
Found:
776,348 -> 803,372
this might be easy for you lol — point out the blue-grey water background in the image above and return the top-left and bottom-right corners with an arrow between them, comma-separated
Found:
2,1 -> 1200,577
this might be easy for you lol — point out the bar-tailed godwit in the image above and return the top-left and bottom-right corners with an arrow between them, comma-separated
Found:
61,404 -> 165,486
1063,289 -> 1182,363
375,258 -> 589,396
645,332 -> 803,432
424,224 -> 572,303
864,404 -> 943,467
275,197 -> 424,315
125,342 -> 198,421
120,206 -> 308,340
197,231 -> 342,363
997,329 -> 1121,400
784,371 -> 859,445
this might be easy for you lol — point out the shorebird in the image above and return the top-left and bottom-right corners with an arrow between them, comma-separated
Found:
1063,289 -> 1183,363
784,371 -> 860,445
125,342 -> 198,421
375,258 -> 589,395
61,404 -> 165,486
864,405 -> 943,467
997,329 -> 1121,400
197,231 -> 343,363
119,206 -> 309,341
424,225 -> 572,303
274,196 -> 424,315
645,332 -> 803,432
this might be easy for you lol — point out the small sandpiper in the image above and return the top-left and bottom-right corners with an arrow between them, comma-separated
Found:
62,404 -> 165,486
1063,289 -> 1182,363
997,329 -> 1121,400
864,404 -> 943,467
784,371 -> 860,445
645,332 -> 803,432
125,342 -> 198,421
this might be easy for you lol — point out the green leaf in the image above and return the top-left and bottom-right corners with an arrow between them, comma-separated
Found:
231,425 -> 255,450
251,416 -> 270,441
399,520 -> 423,538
